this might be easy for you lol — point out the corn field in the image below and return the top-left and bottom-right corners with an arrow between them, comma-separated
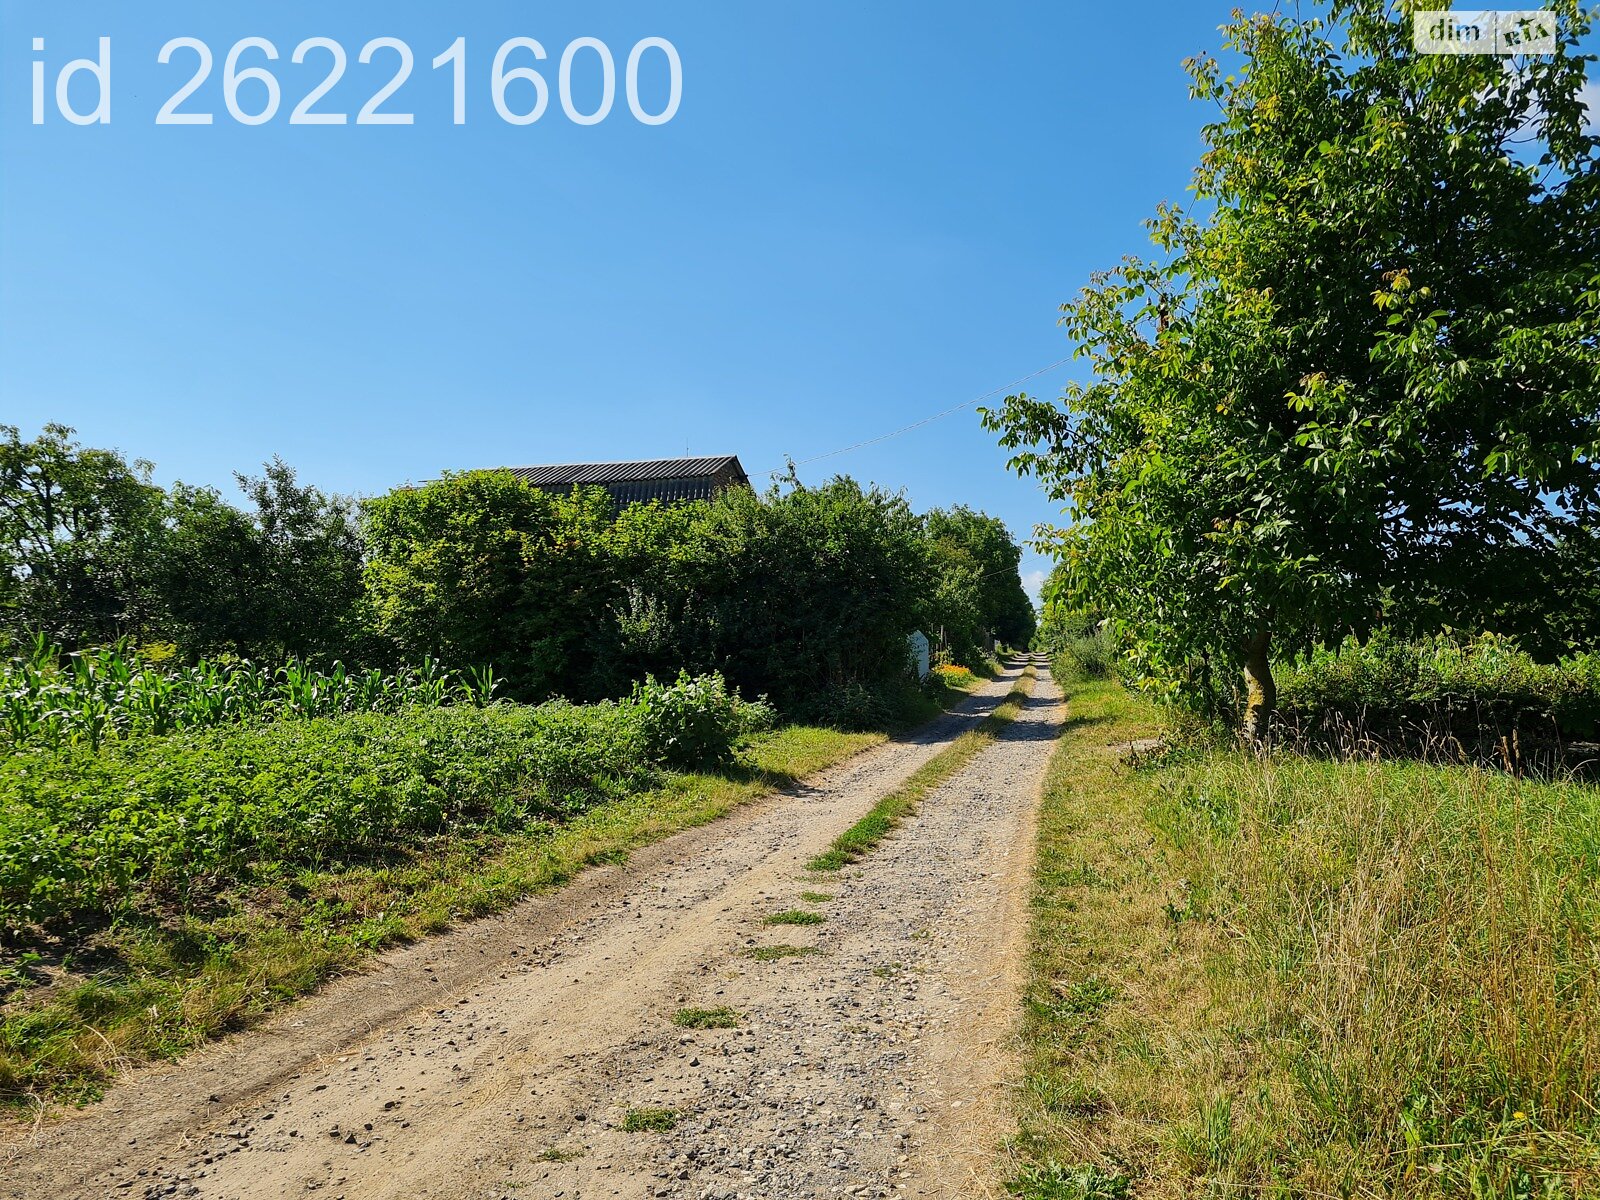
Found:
0,637 -> 497,750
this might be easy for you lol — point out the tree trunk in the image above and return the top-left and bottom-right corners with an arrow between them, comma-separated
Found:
1242,625 -> 1275,747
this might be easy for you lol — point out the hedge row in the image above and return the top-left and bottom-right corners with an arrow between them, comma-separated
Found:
1275,634 -> 1600,744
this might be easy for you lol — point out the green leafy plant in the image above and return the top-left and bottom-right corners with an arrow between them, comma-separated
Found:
1276,632 -> 1600,745
1005,1162 -> 1131,1200
1052,633 -> 1113,685
0,697 -> 651,931
0,640 -> 495,752
628,671 -> 767,768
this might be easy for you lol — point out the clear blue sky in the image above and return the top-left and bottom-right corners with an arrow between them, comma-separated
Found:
0,1 -> 1243,600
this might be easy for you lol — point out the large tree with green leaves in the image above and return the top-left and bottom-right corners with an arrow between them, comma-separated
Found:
921,506 -> 1035,661
161,459 -> 365,661
0,424 -> 168,647
985,0 -> 1600,738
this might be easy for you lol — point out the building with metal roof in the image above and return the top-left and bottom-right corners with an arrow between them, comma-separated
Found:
500,455 -> 751,507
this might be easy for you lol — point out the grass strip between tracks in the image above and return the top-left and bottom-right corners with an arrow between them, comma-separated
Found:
806,666 -> 1040,874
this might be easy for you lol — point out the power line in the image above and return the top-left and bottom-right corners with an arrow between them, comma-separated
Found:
759,357 -> 1075,479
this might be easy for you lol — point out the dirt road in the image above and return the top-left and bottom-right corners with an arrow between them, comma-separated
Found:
4,663 -> 1063,1200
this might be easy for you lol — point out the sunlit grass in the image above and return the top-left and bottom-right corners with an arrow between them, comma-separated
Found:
1006,680 -> 1600,1198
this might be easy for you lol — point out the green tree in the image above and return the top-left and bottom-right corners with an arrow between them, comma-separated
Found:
1034,562 -> 1101,653
236,458 -> 365,660
159,483 -> 262,654
161,459 -> 364,661
0,424 -> 168,646
614,477 -> 929,717
362,472 -> 622,699
985,0 -> 1600,739
921,506 -> 1035,662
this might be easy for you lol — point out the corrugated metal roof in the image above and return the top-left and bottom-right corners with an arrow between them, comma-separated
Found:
503,456 -> 747,488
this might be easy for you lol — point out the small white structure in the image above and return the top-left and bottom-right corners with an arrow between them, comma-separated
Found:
908,630 -> 931,681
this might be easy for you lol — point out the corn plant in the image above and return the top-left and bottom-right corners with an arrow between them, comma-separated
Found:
0,640 -> 499,751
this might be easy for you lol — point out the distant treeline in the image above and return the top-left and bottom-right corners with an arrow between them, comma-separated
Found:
0,425 -> 1034,720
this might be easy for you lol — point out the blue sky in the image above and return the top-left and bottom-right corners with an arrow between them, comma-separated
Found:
0,3 -> 1275,599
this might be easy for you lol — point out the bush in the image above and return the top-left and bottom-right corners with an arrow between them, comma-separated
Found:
932,663 -> 980,690
628,671 -> 771,768
1053,631 -> 1115,684
1276,632 -> 1600,746
803,679 -> 898,730
361,473 -> 622,701
613,479 -> 931,715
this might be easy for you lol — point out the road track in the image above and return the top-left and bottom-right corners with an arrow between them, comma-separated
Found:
4,662 -> 1064,1200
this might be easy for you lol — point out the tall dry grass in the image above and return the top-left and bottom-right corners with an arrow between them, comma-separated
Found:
1011,681 -> 1600,1199
1153,754 -> 1600,1194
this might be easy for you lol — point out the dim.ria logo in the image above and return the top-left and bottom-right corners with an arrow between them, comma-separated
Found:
1413,9 -> 1557,54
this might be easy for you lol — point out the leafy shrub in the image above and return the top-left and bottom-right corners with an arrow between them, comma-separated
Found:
361,473 -> 623,701
627,671 -> 769,768
1053,631 -> 1115,684
611,479 -> 932,715
932,663 -> 980,690
365,473 -> 940,714
804,679 -> 897,730
1276,632 -> 1600,745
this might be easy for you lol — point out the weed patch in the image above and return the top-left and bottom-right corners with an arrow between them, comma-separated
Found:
619,1107 -> 679,1133
763,909 -> 826,926
746,944 -> 819,961
536,1145 -> 587,1162
672,1006 -> 741,1029
1005,1162 -> 1130,1200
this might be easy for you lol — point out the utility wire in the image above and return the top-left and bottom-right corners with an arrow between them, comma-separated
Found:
759,357 -> 1075,479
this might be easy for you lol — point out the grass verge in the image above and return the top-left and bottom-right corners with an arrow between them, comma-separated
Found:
0,723 -> 880,1113
807,666 -> 1038,873
1007,680 -> 1600,1199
